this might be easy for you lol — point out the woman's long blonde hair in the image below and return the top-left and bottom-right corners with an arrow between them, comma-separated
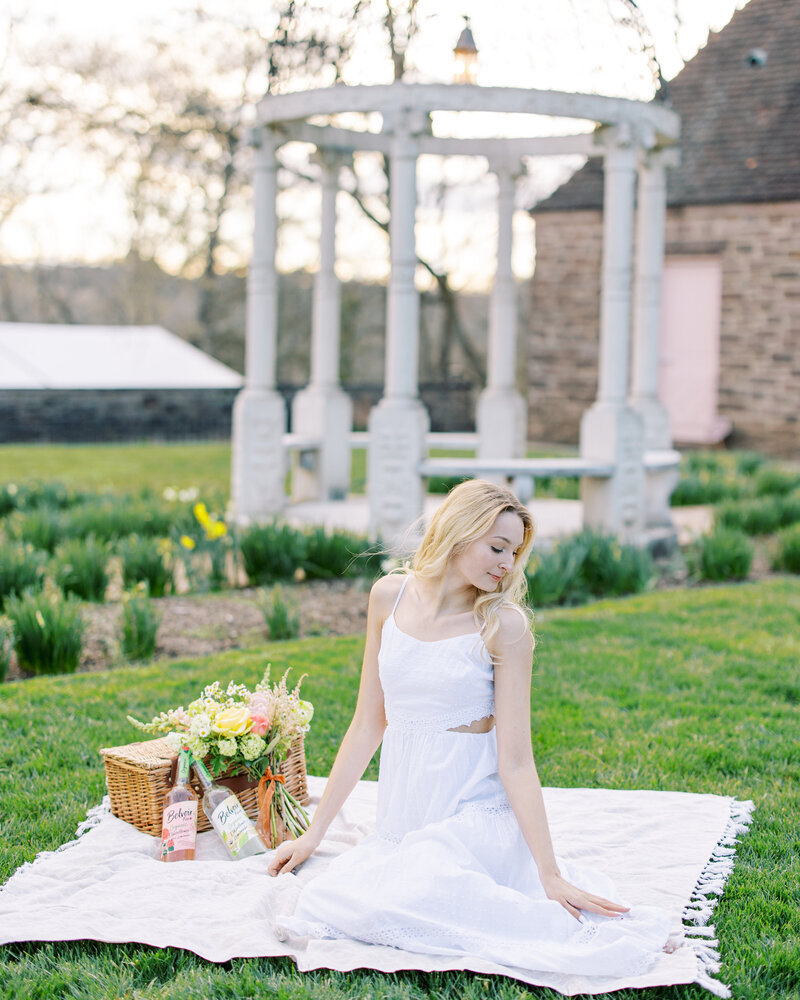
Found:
410,479 -> 535,647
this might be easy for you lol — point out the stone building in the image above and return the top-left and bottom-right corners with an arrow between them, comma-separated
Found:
529,0 -> 800,457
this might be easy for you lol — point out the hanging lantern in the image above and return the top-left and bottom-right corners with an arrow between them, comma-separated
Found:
453,16 -> 478,84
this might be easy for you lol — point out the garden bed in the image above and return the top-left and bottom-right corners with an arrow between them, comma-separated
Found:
3,579 -> 371,682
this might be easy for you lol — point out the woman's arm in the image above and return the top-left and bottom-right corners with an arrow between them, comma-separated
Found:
491,608 -> 629,920
267,576 -> 398,876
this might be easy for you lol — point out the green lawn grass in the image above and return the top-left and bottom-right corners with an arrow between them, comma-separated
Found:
0,442 -> 233,496
2,578 -> 798,999
0,442 -> 580,500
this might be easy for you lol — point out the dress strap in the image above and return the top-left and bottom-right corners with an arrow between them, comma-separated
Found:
390,576 -> 409,615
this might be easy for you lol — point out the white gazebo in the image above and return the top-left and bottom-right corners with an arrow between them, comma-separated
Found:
230,83 -> 681,545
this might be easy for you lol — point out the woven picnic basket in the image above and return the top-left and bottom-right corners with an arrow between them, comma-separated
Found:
100,735 -> 309,837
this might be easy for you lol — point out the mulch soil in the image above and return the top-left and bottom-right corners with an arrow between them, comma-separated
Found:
3,579 -> 371,683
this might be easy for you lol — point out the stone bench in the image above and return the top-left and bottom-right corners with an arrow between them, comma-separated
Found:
418,451 -> 681,505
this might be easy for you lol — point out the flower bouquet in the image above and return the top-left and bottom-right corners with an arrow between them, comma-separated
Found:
128,667 -> 313,847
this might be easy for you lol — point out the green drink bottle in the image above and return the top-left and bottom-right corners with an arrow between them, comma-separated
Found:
192,759 -> 267,860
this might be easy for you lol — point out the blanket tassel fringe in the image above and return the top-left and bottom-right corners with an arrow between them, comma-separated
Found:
684,797 -> 754,999
0,796 -> 111,894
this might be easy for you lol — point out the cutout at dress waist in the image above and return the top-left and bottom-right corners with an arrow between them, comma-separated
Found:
448,714 -> 495,734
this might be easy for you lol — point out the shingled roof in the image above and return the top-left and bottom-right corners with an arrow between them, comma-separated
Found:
535,0 -> 800,211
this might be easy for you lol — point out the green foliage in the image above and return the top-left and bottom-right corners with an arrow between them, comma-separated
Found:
754,465 -> 800,497
303,526 -> 382,580
64,495 -> 187,543
716,490 -> 800,537
526,544 -> 586,608
771,523 -> 800,574
0,580 -> 798,1000
693,527 -> 753,582
120,586 -> 161,661
238,521 -> 307,585
53,537 -> 110,602
671,472 -> 741,506
0,615 -> 12,682
6,506 -> 66,552
426,474 -> 469,494
0,544 -> 46,610
715,496 -> 783,536
526,530 -> 653,608
682,450 -> 728,476
257,585 -> 300,640
239,521 -> 380,586
734,451 -> 767,476
532,476 -> 580,500
0,483 -> 22,516
4,588 -> 85,675
118,535 -> 172,597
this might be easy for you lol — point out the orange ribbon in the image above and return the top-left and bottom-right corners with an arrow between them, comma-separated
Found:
256,768 -> 287,846
257,767 -> 286,814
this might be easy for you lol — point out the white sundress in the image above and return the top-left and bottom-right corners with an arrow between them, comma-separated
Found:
273,577 -> 671,978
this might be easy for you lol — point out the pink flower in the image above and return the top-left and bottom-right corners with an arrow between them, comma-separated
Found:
248,693 -> 269,713
249,713 -> 271,737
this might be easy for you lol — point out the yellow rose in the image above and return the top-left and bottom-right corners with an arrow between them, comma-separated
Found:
212,706 -> 252,737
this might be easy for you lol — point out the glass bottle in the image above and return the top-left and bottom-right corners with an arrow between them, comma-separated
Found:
191,759 -> 267,860
160,747 -> 198,862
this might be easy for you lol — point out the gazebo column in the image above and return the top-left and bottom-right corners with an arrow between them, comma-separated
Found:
291,152 -> 353,502
579,127 -> 646,541
368,113 -> 430,542
630,148 -> 680,532
477,160 -> 527,463
230,128 -> 287,524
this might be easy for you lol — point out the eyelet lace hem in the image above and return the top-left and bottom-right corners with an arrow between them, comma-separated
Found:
387,700 -> 496,734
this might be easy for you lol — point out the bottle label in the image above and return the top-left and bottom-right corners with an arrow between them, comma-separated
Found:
161,801 -> 198,857
210,794 -> 261,859
176,749 -> 192,785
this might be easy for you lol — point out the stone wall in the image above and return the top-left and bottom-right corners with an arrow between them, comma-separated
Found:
0,389 -> 240,443
529,201 -> 800,457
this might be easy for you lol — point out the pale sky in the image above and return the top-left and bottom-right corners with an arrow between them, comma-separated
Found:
2,0 -> 747,288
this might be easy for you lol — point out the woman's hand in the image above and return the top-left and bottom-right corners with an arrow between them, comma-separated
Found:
541,873 -> 630,921
267,831 -> 321,877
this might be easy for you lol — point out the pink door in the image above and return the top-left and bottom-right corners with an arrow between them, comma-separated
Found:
658,255 -> 731,444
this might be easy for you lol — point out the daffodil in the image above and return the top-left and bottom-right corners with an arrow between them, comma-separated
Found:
193,502 -> 210,529
180,535 -> 196,550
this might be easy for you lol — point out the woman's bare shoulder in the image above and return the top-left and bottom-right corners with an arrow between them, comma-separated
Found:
368,572 -> 408,617
492,603 -> 534,651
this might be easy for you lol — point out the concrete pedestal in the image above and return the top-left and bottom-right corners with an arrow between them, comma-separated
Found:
476,388 -> 527,460
230,388 -> 287,523
580,402 -> 645,542
367,399 -> 430,545
291,386 -> 353,502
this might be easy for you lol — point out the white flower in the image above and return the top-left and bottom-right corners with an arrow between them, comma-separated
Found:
187,736 -> 207,759
190,713 -> 211,738
164,732 -> 183,751
162,487 -> 177,502
217,738 -> 237,757
241,734 -> 266,761
178,487 -> 199,502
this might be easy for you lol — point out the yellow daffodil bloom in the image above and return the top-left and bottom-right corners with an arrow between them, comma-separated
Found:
180,535 -> 196,550
193,502 -> 210,528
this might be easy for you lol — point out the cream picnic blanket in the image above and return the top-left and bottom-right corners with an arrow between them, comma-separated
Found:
0,777 -> 752,998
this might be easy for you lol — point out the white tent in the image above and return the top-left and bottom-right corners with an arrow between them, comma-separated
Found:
0,323 -> 243,390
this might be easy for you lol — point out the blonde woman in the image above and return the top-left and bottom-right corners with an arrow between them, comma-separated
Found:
268,479 -> 670,976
